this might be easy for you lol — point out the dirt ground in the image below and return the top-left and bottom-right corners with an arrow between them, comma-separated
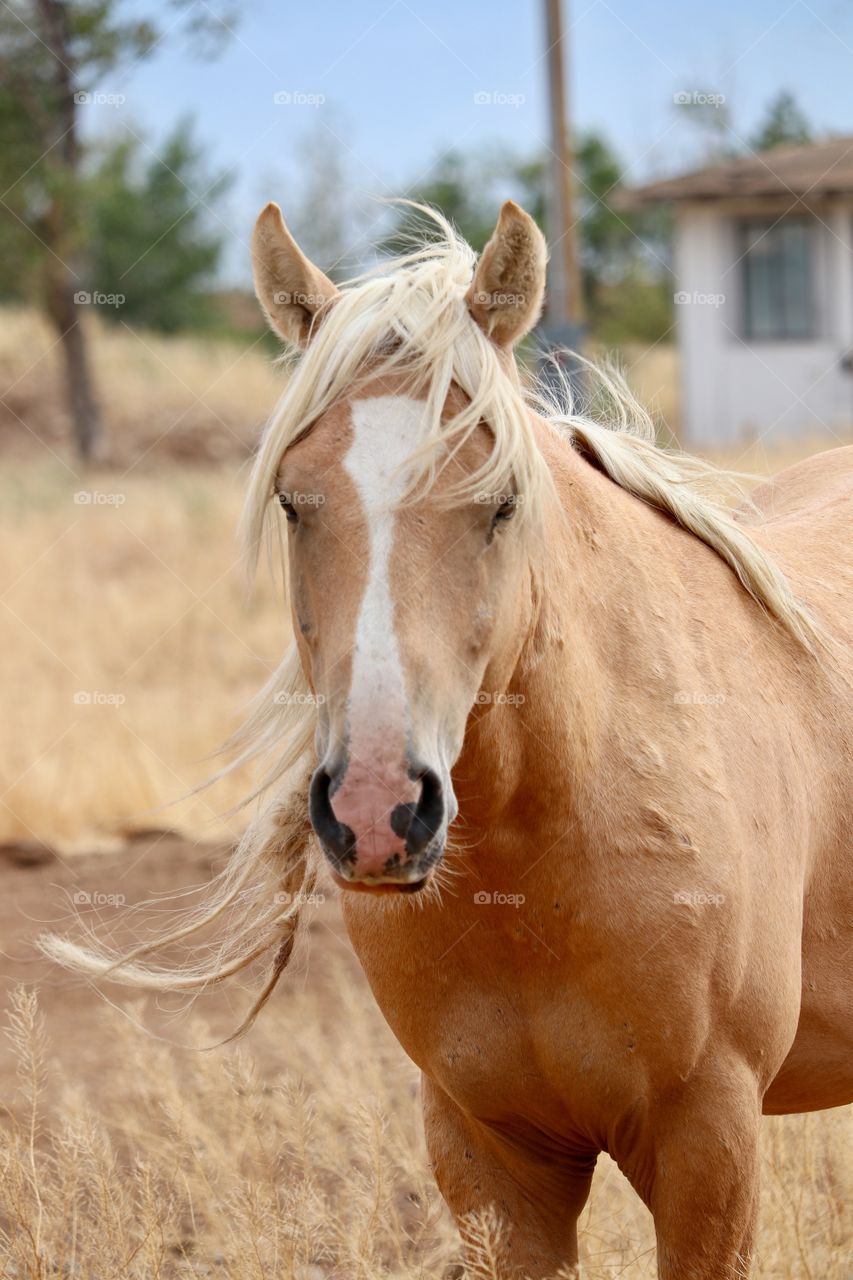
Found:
0,834 -> 357,1102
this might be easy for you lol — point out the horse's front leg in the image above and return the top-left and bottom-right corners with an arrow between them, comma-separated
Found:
621,1057 -> 763,1279
422,1076 -> 597,1279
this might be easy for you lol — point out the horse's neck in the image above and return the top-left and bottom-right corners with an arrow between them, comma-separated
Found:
454,441 -> 686,844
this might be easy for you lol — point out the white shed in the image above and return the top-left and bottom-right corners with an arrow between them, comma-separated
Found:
630,138 -> 853,449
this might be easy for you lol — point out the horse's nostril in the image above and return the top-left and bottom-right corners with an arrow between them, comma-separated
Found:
389,802 -> 415,841
399,766 -> 444,857
309,767 -> 357,866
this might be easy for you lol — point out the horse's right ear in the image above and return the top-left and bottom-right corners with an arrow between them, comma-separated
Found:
251,202 -> 339,347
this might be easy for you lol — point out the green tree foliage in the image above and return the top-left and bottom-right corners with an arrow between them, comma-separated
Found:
0,0 -> 236,458
674,86 -> 813,159
749,90 -> 813,152
0,0 -> 156,303
89,121 -> 230,333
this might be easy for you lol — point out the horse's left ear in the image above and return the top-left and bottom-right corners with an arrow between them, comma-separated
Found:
465,201 -> 547,348
251,202 -> 339,347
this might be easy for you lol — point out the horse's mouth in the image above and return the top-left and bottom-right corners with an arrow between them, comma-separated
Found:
329,867 -> 431,895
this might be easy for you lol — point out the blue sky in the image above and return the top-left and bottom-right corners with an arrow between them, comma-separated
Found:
86,0 -> 853,281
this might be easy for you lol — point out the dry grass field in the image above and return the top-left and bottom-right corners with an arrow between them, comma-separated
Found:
0,309 -> 850,1278
0,306 -> 287,849
0,306 -> 280,468
0,460 -> 277,848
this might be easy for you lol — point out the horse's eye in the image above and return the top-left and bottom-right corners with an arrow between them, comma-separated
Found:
493,498 -> 518,525
277,493 -> 299,524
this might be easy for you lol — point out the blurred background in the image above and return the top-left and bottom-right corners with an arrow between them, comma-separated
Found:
0,5 -> 850,1277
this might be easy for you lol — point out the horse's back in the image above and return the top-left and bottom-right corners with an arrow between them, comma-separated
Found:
737,445 -> 853,647
742,443 -> 853,528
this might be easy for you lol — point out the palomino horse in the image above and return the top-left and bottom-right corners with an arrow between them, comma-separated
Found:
49,201 -> 853,1278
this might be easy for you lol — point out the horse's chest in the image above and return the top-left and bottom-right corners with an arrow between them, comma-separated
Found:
341,900 -> 644,1125
375,968 -> 558,1111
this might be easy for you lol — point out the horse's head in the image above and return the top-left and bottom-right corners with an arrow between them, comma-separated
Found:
249,201 -> 548,893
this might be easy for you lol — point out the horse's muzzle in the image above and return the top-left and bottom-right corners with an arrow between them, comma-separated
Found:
309,761 -> 446,890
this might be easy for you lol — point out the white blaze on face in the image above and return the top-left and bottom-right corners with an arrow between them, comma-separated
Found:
338,396 -> 427,823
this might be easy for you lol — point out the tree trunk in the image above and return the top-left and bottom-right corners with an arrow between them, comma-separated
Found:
37,0 -> 106,464
47,278 -> 105,463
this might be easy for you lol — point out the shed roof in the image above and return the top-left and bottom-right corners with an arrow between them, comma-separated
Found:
626,136 -> 853,205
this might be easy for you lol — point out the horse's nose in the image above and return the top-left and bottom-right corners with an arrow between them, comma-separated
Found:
309,763 -> 445,884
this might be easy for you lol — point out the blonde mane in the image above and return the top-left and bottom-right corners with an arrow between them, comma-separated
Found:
41,207 -> 824,1029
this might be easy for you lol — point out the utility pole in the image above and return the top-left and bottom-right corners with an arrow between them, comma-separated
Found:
541,0 -> 585,397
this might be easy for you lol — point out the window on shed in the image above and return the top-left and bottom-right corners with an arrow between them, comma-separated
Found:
739,218 -> 815,340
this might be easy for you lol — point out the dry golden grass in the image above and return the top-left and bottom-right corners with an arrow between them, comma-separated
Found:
1,970 -> 849,1280
0,303 -> 291,847
0,306 -> 279,467
0,460 -> 284,847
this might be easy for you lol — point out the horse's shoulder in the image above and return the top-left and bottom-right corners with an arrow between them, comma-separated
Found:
738,445 -> 853,527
